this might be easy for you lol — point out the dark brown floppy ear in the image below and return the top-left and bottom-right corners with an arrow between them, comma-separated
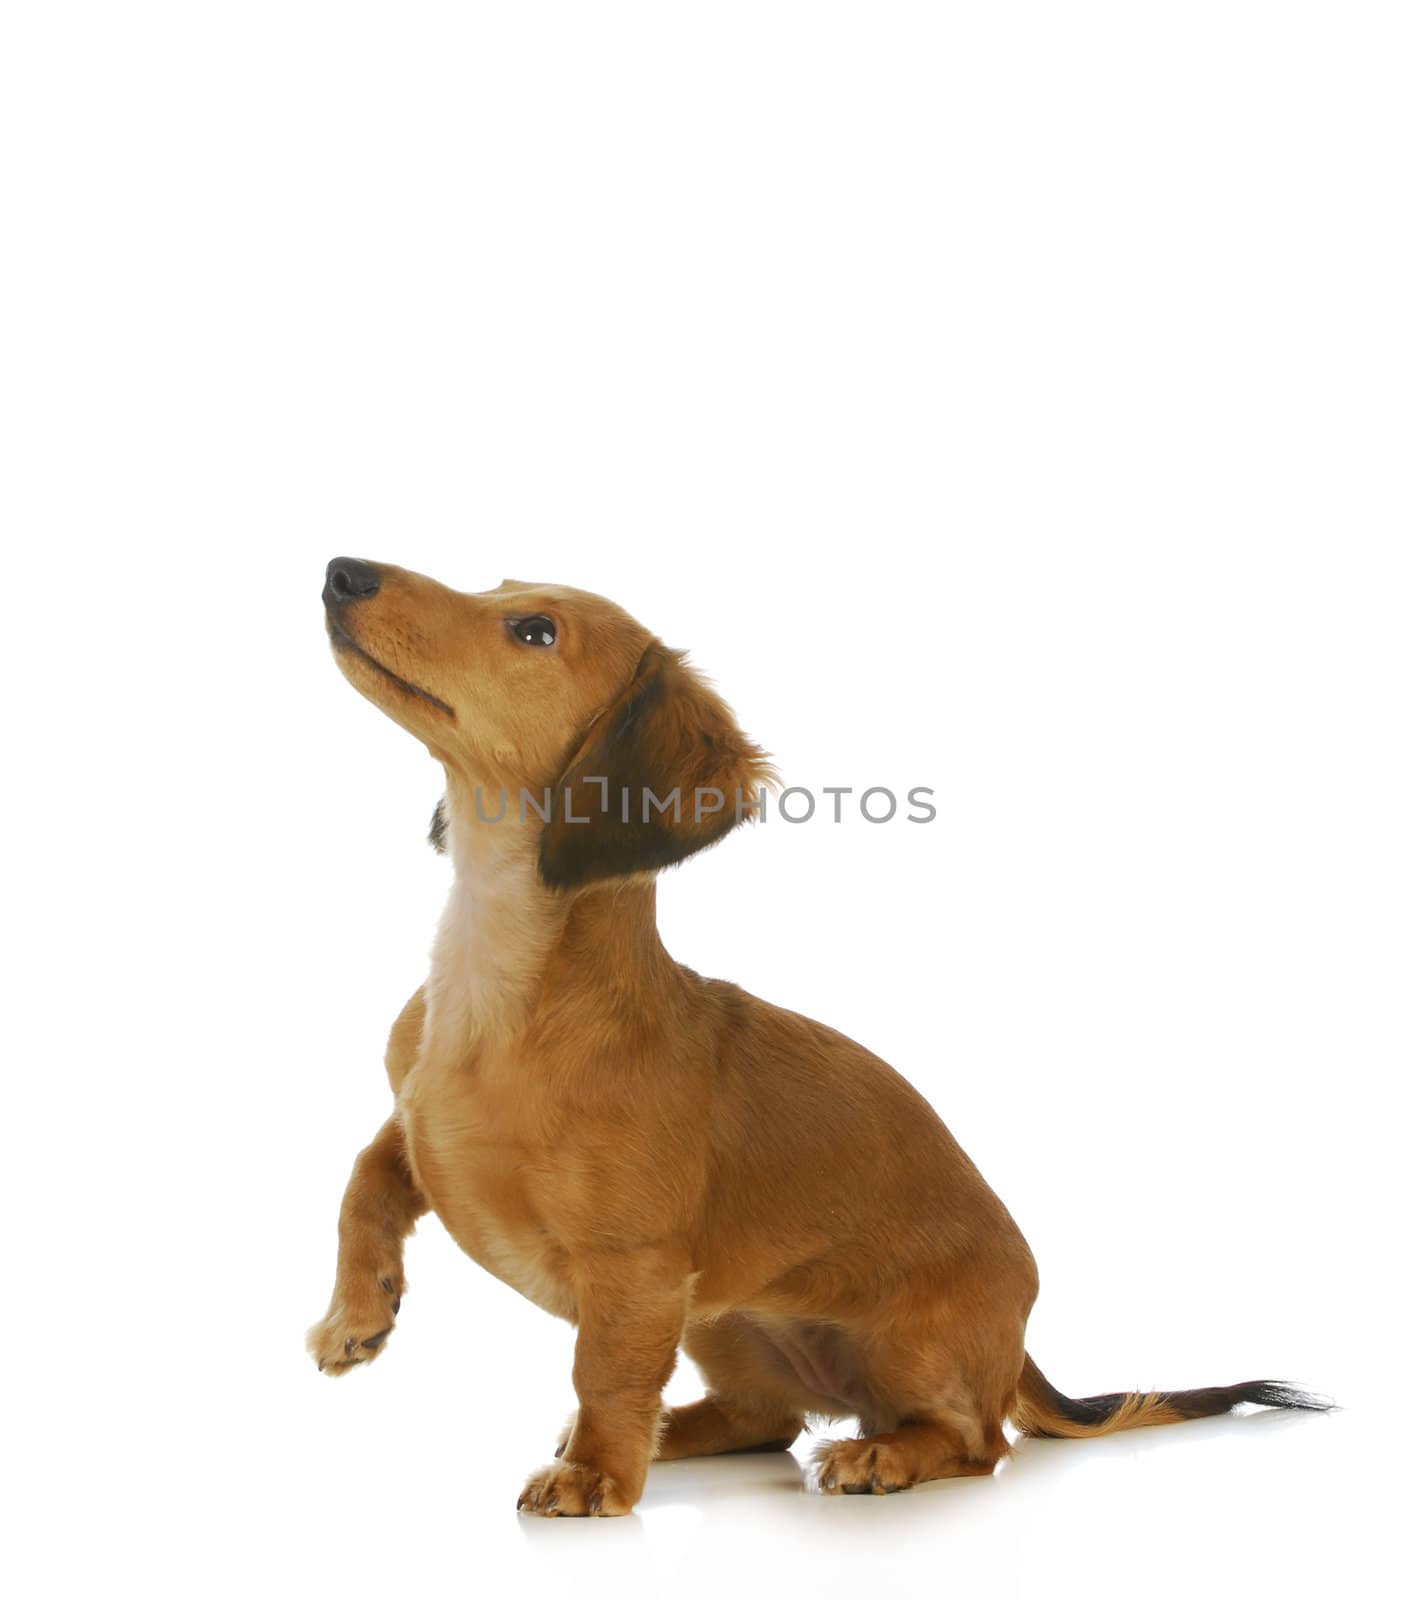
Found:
539,644 -> 773,890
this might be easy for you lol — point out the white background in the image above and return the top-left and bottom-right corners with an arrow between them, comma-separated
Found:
3,4 -> 1398,1596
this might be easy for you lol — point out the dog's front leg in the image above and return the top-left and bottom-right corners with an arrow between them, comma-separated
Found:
306,1115 -> 427,1374
518,1250 -> 688,1517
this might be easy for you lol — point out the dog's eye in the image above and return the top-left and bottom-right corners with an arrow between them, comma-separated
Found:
511,615 -> 557,647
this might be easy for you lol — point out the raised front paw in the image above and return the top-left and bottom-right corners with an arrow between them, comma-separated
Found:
306,1271 -> 404,1375
516,1460 -> 632,1518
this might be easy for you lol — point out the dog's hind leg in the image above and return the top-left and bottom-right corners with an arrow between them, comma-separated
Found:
813,1416 -> 1003,1493
656,1397 -> 804,1460
653,1315 -> 806,1461
811,1319 -> 1021,1494
306,1114 -> 428,1374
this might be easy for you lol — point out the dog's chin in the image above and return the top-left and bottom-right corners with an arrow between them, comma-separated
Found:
327,622 -> 456,720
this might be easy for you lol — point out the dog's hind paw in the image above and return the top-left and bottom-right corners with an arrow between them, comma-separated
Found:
812,1437 -> 913,1495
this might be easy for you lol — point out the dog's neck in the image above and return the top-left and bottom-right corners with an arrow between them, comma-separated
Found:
423,773 -> 667,1059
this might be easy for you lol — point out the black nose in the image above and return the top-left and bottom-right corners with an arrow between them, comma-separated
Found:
324,557 -> 380,604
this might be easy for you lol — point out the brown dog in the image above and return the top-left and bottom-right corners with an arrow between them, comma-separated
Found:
308,557 -> 1326,1515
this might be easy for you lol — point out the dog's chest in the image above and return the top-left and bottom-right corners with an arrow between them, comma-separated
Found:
397,1050 -> 581,1321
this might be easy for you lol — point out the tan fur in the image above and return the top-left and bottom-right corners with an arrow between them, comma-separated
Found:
308,562 -> 1301,1515
1008,1355 -> 1209,1438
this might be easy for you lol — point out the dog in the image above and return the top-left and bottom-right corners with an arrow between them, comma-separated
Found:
309,556 -> 1327,1515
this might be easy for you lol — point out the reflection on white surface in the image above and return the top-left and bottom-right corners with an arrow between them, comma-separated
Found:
509,1405 -> 1358,1599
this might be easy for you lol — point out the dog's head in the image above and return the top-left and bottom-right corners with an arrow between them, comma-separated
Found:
323,558 -> 771,889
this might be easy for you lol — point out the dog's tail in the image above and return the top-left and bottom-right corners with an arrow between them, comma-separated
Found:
1012,1353 -> 1332,1439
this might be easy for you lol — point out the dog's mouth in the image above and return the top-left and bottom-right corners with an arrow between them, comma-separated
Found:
328,621 -> 456,718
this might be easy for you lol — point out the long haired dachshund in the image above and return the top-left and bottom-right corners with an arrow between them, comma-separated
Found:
309,557 -> 1326,1515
